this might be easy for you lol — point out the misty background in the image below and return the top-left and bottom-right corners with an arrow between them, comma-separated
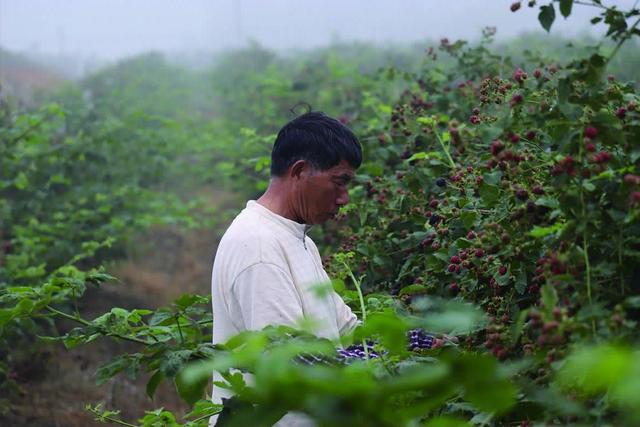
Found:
1,0 -> 637,77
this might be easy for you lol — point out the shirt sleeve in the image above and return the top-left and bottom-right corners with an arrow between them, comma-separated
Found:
230,262 -> 304,331
331,292 -> 360,335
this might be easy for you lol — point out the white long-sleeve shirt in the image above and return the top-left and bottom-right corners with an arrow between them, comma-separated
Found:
210,200 -> 358,426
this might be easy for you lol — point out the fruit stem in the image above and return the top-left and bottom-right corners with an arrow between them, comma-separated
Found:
579,190 -> 595,335
433,125 -> 457,169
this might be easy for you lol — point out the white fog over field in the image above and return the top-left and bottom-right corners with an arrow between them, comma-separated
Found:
1,0 -> 637,66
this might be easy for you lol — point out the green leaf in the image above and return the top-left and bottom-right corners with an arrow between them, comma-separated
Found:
175,368 -> 208,405
424,417 -> 471,427
478,184 -> 500,207
406,151 -> 442,163
146,370 -> 165,399
417,116 -> 435,126
14,172 -> 29,190
459,210 -> 477,230
529,222 -> 565,238
515,268 -> 527,295
535,196 -> 559,209
482,171 -> 502,185
539,4 -> 556,32
541,284 -> 558,313
557,345 -> 633,395
559,0 -> 573,18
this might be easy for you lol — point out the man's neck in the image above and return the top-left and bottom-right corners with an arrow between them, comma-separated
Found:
256,180 -> 302,223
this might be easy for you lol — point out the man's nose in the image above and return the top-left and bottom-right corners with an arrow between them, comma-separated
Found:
336,189 -> 349,206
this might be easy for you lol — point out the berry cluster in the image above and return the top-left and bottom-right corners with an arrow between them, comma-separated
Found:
407,328 -> 435,351
297,329 -> 437,366
335,342 -> 381,364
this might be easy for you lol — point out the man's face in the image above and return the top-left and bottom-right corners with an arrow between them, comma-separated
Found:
296,160 -> 355,225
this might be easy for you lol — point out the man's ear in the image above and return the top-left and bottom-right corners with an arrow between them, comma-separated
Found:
289,160 -> 310,180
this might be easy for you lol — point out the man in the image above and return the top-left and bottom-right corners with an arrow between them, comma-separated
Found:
210,112 -> 362,426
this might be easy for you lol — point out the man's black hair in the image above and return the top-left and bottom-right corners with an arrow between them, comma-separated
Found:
270,111 -> 362,177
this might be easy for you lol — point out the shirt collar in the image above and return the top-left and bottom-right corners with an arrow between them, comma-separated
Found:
246,200 -> 313,242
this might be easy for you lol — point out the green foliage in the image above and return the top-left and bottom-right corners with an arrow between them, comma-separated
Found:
2,1 -> 640,426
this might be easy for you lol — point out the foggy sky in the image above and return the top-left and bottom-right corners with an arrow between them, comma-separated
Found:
1,0 -> 637,61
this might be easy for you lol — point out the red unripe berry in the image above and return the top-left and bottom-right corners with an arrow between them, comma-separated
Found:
585,142 -> 596,152
533,68 -> 542,78
542,321 -> 559,333
495,347 -> 508,359
515,189 -> 529,200
432,338 -> 444,349
490,139 -> 504,156
510,133 -> 520,143
469,114 -> 481,124
429,199 -> 439,209
513,67 -> 527,83
616,107 -> 627,119
467,231 -> 476,239
475,249 -> 485,258
510,93 -> 524,107
624,174 -> 640,185
594,151 -> 611,164
449,282 -> 459,294
499,266 -> 507,276
532,185 -> 544,195
448,264 -> 456,272
584,126 -> 598,139
450,255 -> 461,264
